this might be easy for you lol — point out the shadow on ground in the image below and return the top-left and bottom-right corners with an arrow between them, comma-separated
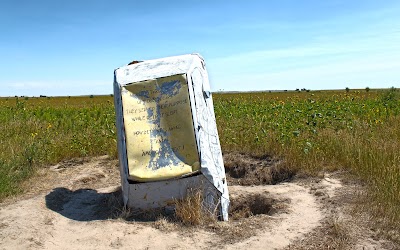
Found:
45,187 -> 122,221
45,153 -> 291,222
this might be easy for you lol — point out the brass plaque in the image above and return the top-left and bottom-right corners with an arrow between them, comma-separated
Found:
121,74 -> 200,181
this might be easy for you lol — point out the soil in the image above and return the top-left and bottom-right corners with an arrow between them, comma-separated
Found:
0,154 -> 398,250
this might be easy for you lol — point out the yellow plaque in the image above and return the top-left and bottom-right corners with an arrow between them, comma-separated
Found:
121,74 -> 200,181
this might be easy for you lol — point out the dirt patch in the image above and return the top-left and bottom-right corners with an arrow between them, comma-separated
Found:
229,193 -> 284,219
223,152 -> 295,185
0,153 -> 317,249
52,157 -> 91,169
285,173 -> 400,250
1,155 -> 398,249
15,155 -> 120,202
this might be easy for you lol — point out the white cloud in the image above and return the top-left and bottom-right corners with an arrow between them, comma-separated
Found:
2,80 -> 112,97
208,27 -> 400,91
210,29 -> 400,65
209,48 -> 400,91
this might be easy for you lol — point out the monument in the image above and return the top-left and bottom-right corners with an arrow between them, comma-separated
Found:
113,54 -> 229,220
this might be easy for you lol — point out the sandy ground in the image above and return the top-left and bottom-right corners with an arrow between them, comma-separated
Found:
0,156 -> 398,250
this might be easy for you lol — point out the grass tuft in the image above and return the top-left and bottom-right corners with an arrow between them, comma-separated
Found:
174,188 -> 215,226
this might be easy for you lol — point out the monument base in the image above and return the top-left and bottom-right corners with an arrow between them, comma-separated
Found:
124,174 -> 223,216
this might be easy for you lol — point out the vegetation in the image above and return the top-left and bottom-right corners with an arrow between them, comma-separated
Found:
0,88 -> 399,240
213,88 -> 400,241
174,188 -> 214,226
0,96 -> 117,198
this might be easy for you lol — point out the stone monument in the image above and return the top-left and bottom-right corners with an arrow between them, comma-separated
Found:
113,54 -> 229,220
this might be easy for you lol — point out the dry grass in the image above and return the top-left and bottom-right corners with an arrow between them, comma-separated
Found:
287,218 -> 351,250
328,217 -> 350,249
223,152 -> 296,186
229,193 -> 278,219
207,192 -> 290,244
154,216 -> 177,231
174,188 -> 216,226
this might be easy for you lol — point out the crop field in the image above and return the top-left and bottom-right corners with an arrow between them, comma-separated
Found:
1,88 -> 399,239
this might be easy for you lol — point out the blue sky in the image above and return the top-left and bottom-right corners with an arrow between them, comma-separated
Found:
0,0 -> 399,96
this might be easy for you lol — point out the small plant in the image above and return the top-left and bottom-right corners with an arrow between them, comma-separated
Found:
345,87 -> 350,92
366,87 -> 370,92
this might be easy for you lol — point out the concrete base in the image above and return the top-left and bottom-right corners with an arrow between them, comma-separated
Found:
125,174 -> 222,215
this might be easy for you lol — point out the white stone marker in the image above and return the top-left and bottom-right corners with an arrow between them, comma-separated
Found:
113,54 -> 229,220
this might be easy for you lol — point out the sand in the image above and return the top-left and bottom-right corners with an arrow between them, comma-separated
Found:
0,156 -> 397,249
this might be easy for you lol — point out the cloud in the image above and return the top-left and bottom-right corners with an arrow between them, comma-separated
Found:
208,48 -> 400,91
210,54 -> 400,91
207,26 -> 400,91
9,82 -> 55,90
210,28 -> 400,65
2,80 -> 112,97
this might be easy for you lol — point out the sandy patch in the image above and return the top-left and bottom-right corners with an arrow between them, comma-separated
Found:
0,155 -> 398,249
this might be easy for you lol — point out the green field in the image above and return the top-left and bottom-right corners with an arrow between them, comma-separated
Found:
1,89 -> 399,239
0,95 -> 117,198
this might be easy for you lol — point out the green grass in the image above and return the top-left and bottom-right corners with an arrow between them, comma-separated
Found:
0,96 -> 117,197
0,89 -> 399,241
213,88 -> 400,242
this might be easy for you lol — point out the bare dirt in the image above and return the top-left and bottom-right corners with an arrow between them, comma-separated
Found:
0,154 -> 398,250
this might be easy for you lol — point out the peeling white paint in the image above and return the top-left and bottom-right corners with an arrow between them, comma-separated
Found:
113,54 -> 230,220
